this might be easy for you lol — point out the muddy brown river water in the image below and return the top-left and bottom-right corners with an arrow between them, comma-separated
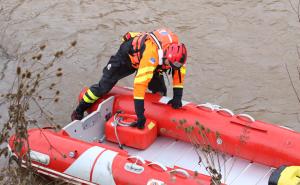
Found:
0,0 -> 300,169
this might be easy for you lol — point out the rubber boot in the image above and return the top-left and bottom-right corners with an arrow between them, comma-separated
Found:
71,100 -> 93,121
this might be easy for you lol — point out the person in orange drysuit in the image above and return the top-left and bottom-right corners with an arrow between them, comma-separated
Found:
71,28 -> 187,129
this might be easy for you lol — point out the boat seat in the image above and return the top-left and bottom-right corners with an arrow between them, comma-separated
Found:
62,96 -> 115,142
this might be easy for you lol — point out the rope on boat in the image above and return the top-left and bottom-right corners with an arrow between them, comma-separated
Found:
148,162 -> 167,171
169,169 -> 190,178
113,111 -> 135,149
197,103 -> 255,122
128,156 -> 146,165
125,156 -> 146,174
237,113 -> 255,122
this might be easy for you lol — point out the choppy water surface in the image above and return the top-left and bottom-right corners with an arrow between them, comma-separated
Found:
0,0 -> 300,164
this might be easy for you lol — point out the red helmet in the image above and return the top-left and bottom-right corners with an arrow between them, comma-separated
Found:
164,43 -> 187,69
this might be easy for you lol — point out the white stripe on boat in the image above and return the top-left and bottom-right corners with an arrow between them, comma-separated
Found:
64,146 -> 105,181
91,150 -> 118,185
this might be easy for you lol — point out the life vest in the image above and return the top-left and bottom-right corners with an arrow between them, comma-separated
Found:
122,29 -> 179,69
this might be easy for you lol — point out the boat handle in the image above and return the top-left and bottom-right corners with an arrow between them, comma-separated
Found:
127,156 -> 146,165
237,114 -> 255,122
169,169 -> 190,178
196,104 -> 214,112
148,162 -> 167,171
279,125 -> 295,132
217,108 -> 234,117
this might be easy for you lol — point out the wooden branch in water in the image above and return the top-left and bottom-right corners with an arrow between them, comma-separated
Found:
296,46 -> 300,84
285,63 -> 300,104
289,0 -> 300,22
298,0 -> 300,21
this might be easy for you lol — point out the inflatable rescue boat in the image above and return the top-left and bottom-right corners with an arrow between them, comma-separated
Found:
8,86 -> 300,185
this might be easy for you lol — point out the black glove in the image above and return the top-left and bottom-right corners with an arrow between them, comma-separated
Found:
132,99 -> 146,129
130,116 -> 146,129
167,88 -> 183,109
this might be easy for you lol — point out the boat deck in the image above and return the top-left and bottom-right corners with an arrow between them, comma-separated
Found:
63,96 -> 275,185
105,137 -> 274,185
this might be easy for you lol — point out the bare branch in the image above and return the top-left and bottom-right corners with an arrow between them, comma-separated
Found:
289,0 -> 300,22
0,40 -> 76,184
298,0 -> 300,22
285,63 -> 300,103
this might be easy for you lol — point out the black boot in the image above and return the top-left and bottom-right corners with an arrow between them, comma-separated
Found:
71,100 -> 93,121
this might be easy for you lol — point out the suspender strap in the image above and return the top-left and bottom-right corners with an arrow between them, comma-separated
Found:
149,32 -> 164,65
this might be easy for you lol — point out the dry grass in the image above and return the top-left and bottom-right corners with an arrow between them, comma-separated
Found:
0,41 -> 77,184
175,119 -> 224,185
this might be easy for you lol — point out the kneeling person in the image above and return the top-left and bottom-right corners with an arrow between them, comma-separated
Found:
71,28 -> 188,129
